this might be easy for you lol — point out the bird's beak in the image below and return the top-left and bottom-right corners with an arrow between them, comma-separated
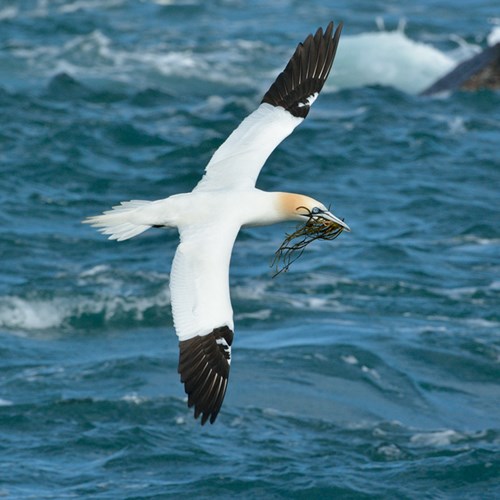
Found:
319,211 -> 351,232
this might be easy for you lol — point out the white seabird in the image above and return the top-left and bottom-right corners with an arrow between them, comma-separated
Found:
84,21 -> 349,425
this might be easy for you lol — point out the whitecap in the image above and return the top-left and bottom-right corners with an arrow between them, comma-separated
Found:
487,25 -> 500,46
79,264 -> 110,278
332,29 -> 458,94
233,278 -> 353,314
376,443 -> 403,460
0,284 -> 171,332
465,318 -> 499,329
448,235 -> 500,246
410,429 -> 464,447
58,0 -> 125,14
235,309 -> 272,321
150,0 -> 199,5
7,22 -> 475,96
431,114 -> 467,134
122,393 -> 147,404
361,365 -> 381,380
341,354 -> 359,365
0,296 -> 66,330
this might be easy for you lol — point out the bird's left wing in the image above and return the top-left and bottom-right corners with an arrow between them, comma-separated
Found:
194,21 -> 343,192
170,222 -> 240,424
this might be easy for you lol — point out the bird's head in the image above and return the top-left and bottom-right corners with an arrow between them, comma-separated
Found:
279,193 -> 350,231
272,192 -> 350,275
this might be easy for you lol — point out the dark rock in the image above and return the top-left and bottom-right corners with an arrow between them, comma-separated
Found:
421,43 -> 500,95
46,72 -> 92,99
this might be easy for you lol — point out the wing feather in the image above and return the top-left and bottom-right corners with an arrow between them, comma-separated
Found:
194,22 -> 343,192
170,225 -> 238,424
178,326 -> 234,425
169,224 -> 238,340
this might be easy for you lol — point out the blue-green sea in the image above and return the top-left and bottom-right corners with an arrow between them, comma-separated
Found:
1,1 -> 499,498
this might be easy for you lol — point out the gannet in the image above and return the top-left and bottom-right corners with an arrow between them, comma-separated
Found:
84,21 -> 349,425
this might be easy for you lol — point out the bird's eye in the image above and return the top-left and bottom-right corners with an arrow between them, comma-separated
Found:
311,207 -> 321,215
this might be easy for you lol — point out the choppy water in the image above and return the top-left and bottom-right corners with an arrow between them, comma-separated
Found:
1,1 -> 499,498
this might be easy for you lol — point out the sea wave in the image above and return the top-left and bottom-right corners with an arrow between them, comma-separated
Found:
332,29 -> 457,93
0,292 -> 168,332
0,264 -> 172,332
1,21 -> 484,95
1,265 -> 497,334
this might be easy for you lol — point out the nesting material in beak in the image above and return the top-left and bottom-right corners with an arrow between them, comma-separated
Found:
272,207 -> 348,276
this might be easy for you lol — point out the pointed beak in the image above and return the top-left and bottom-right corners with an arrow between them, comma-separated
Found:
320,211 -> 351,232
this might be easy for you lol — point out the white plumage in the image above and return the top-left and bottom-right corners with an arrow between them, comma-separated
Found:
84,21 -> 349,425
170,223 -> 238,341
194,104 -> 302,191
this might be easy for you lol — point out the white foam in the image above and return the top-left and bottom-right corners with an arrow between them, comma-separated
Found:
79,264 -> 110,278
487,25 -> 500,46
342,354 -> 359,365
0,398 -> 13,406
0,297 -> 66,330
58,0 -> 125,14
12,15 -> 489,98
376,443 -> 403,459
0,285 -> 170,332
235,309 -> 272,321
233,275 -> 354,315
410,429 -> 463,447
465,318 -> 499,329
151,0 -> 198,5
122,393 -> 147,404
7,23 -> 473,96
431,114 -> 467,134
333,29 -> 457,94
361,365 -> 381,380
448,234 -> 500,246
34,29 -> 235,92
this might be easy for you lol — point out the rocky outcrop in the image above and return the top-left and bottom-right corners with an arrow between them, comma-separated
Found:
421,43 -> 500,95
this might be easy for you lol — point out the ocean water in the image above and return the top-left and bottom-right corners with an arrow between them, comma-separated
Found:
1,0 -> 499,498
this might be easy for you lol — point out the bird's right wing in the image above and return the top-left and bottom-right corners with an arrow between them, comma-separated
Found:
170,222 -> 240,425
194,21 -> 343,192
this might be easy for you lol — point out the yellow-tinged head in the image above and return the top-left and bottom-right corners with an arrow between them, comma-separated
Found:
277,192 -> 350,230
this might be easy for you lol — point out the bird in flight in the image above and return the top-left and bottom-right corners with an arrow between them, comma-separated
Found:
84,21 -> 349,425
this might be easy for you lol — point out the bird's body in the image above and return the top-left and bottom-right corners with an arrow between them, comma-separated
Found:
84,22 -> 348,425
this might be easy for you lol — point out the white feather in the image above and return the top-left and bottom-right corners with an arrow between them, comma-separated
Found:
83,200 -> 153,241
169,223 -> 240,341
194,103 -> 303,191
83,198 -> 180,241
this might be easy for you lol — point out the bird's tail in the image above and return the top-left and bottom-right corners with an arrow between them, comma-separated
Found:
83,200 -> 155,241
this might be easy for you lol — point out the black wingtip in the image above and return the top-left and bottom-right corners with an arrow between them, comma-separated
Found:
261,21 -> 343,118
178,326 -> 234,425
